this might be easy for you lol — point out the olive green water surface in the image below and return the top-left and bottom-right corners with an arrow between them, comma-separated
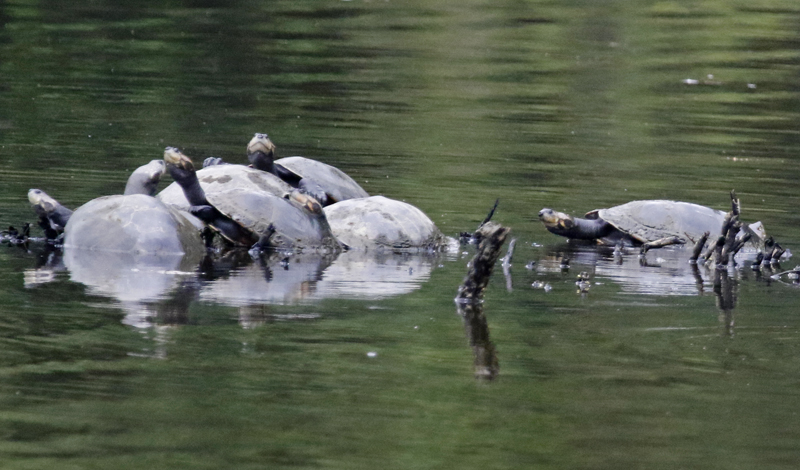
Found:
1,1 -> 800,469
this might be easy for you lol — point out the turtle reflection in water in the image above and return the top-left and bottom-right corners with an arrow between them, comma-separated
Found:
539,200 -> 765,247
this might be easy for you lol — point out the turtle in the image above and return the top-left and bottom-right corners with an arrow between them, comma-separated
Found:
204,133 -> 369,206
28,189 -> 73,240
158,154 -> 293,208
323,195 -> 454,252
538,200 -> 766,246
29,158 -> 168,240
28,160 -> 205,256
162,147 -> 342,252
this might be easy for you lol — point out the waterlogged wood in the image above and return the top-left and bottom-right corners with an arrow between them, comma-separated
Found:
718,220 -> 741,268
456,222 -> 510,301
702,235 -> 725,264
456,221 -> 509,381
690,231 -> 711,263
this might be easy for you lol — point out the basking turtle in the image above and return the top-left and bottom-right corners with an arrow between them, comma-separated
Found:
158,154 -> 293,208
539,200 -> 764,246
123,159 -> 168,197
28,189 -> 73,240
163,147 -> 341,252
205,133 -> 368,206
29,160 -> 204,256
64,194 -> 204,256
323,196 -> 453,251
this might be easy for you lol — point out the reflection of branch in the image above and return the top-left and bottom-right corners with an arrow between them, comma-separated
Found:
502,238 -> 516,293
456,222 -> 509,380
457,301 -> 499,380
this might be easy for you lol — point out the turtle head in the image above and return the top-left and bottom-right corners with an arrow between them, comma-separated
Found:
164,147 -> 210,207
539,207 -> 613,240
247,133 -> 276,171
538,208 -> 577,237
28,189 -> 60,216
287,189 -> 323,215
28,188 -> 72,234
164,147 -> 196,174
124,159 -> 166,196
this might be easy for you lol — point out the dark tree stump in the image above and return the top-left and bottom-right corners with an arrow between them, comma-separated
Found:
455,221 -> 509,381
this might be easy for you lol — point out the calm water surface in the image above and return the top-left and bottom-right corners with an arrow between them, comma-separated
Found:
2,1 -> 800,469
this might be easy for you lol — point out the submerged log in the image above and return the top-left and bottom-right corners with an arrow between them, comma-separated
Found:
456,222 -> 510,301
456,221 -> 509,381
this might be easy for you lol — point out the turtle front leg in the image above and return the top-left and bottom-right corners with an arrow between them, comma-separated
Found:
249,224 -> 277,253
297,179 -> 329,206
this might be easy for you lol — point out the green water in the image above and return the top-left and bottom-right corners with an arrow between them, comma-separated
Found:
2,1 -> 800,469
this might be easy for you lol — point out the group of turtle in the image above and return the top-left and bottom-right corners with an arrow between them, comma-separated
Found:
24,131 -> 786,270
28,133 -> 451,257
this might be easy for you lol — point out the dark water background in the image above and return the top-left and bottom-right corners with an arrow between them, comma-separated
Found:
2,1 -> 800,469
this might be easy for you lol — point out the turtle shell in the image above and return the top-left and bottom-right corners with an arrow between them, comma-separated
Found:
157,164 -> 292,210
64,194 -> 205,256
323,196 -> 449,251
590,200 -> 727,243
275,156 -> 369,203
207,187 -> 341,252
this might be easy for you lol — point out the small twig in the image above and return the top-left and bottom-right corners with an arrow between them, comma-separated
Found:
730,189 -> 740,217
730,233 -> 751,260
702,235 -> 725,264
690,231 -> 710,263
501,238 -> 516,268
478,199 -> 500,230
640,236 -> 684,255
